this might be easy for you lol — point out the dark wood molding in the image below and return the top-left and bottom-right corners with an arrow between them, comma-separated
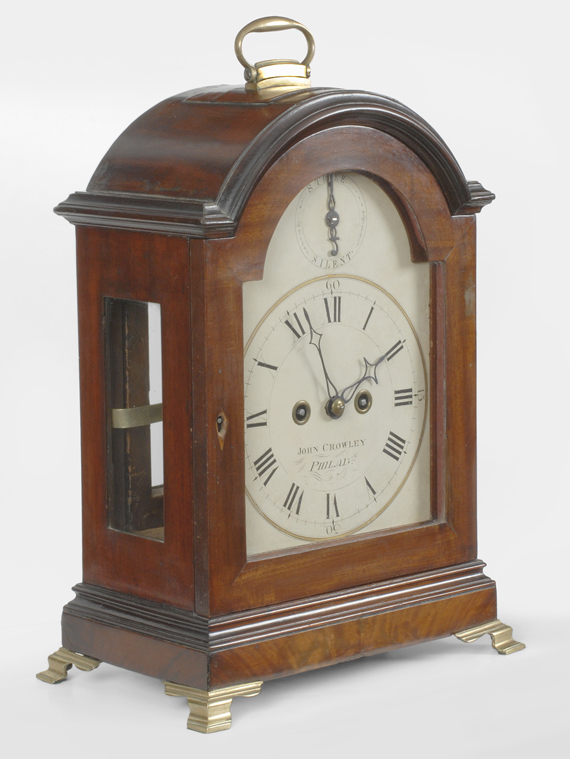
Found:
210,560 -> 494,650
55,87 -> 494,237
461,181 -> 496,214
54,193 -> 214,238
62,560 -> 496,689
64,561 -> 492,652
64,583 -> 209,651
211,90 -> 493,224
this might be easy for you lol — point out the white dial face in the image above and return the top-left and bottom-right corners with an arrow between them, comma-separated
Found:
243,172 -> 431,555
295,173 -> 367,269
244,275 -> 427,541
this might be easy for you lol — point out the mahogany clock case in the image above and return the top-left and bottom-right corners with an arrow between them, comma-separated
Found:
54,85 -> 497,691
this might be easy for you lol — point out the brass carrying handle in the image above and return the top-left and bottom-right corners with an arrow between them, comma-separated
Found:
235,16 -> 315,83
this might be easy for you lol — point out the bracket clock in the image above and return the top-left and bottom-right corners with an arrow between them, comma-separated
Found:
38,17 -> 524,733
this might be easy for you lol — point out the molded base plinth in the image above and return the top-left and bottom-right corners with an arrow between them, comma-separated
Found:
35,560 -> 513,732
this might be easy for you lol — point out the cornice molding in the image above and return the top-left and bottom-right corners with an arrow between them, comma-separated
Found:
55,88 -> 494,237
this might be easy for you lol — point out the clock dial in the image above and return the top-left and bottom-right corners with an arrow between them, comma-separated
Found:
295,172 -> 367,269
244,275 -> 427,540
244,171 -> 431,554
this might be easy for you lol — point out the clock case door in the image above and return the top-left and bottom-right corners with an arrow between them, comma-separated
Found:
57,86 -> 497,691
199,125 -> 487,612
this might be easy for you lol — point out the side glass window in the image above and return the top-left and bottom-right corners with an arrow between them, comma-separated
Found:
104,298 -> 164,541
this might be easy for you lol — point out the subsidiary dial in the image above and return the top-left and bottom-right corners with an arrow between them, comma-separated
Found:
295,173 -> 367,269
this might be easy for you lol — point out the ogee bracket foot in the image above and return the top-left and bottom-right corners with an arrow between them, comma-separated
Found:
36,647 -> 101,684
164,680 -> 263,733
455,619 -> 525,655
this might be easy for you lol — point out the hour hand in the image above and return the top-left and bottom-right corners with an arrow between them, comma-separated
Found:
303,308 -> 338,399
339,353 -> 386,403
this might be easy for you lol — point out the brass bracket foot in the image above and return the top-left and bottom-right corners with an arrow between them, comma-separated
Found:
455,619 -> 525,655
36,647 -> 101,684
164,680 -> 263,733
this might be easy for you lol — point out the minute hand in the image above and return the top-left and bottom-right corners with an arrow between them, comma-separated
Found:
303,308 -> 338,400
339,352 -> 388,404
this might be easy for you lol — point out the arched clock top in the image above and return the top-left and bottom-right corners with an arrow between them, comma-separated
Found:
55,85 -> 494,237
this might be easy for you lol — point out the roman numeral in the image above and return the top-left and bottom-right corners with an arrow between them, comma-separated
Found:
365,477 -> 377,498
386,340 -> 405,361
255,359 -> 278,372
253,448 -> 279,486
284,311 -> 306,340
383,432 -> 406,461
394,388 -> 413,406
324,296 -> 341,323
326,493 -> 340,519
246,409 -> 267,428
363,306 -> 374,331
283,483 -> 304,514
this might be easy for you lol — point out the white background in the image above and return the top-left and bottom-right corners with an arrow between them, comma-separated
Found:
1,1 -> 568,756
